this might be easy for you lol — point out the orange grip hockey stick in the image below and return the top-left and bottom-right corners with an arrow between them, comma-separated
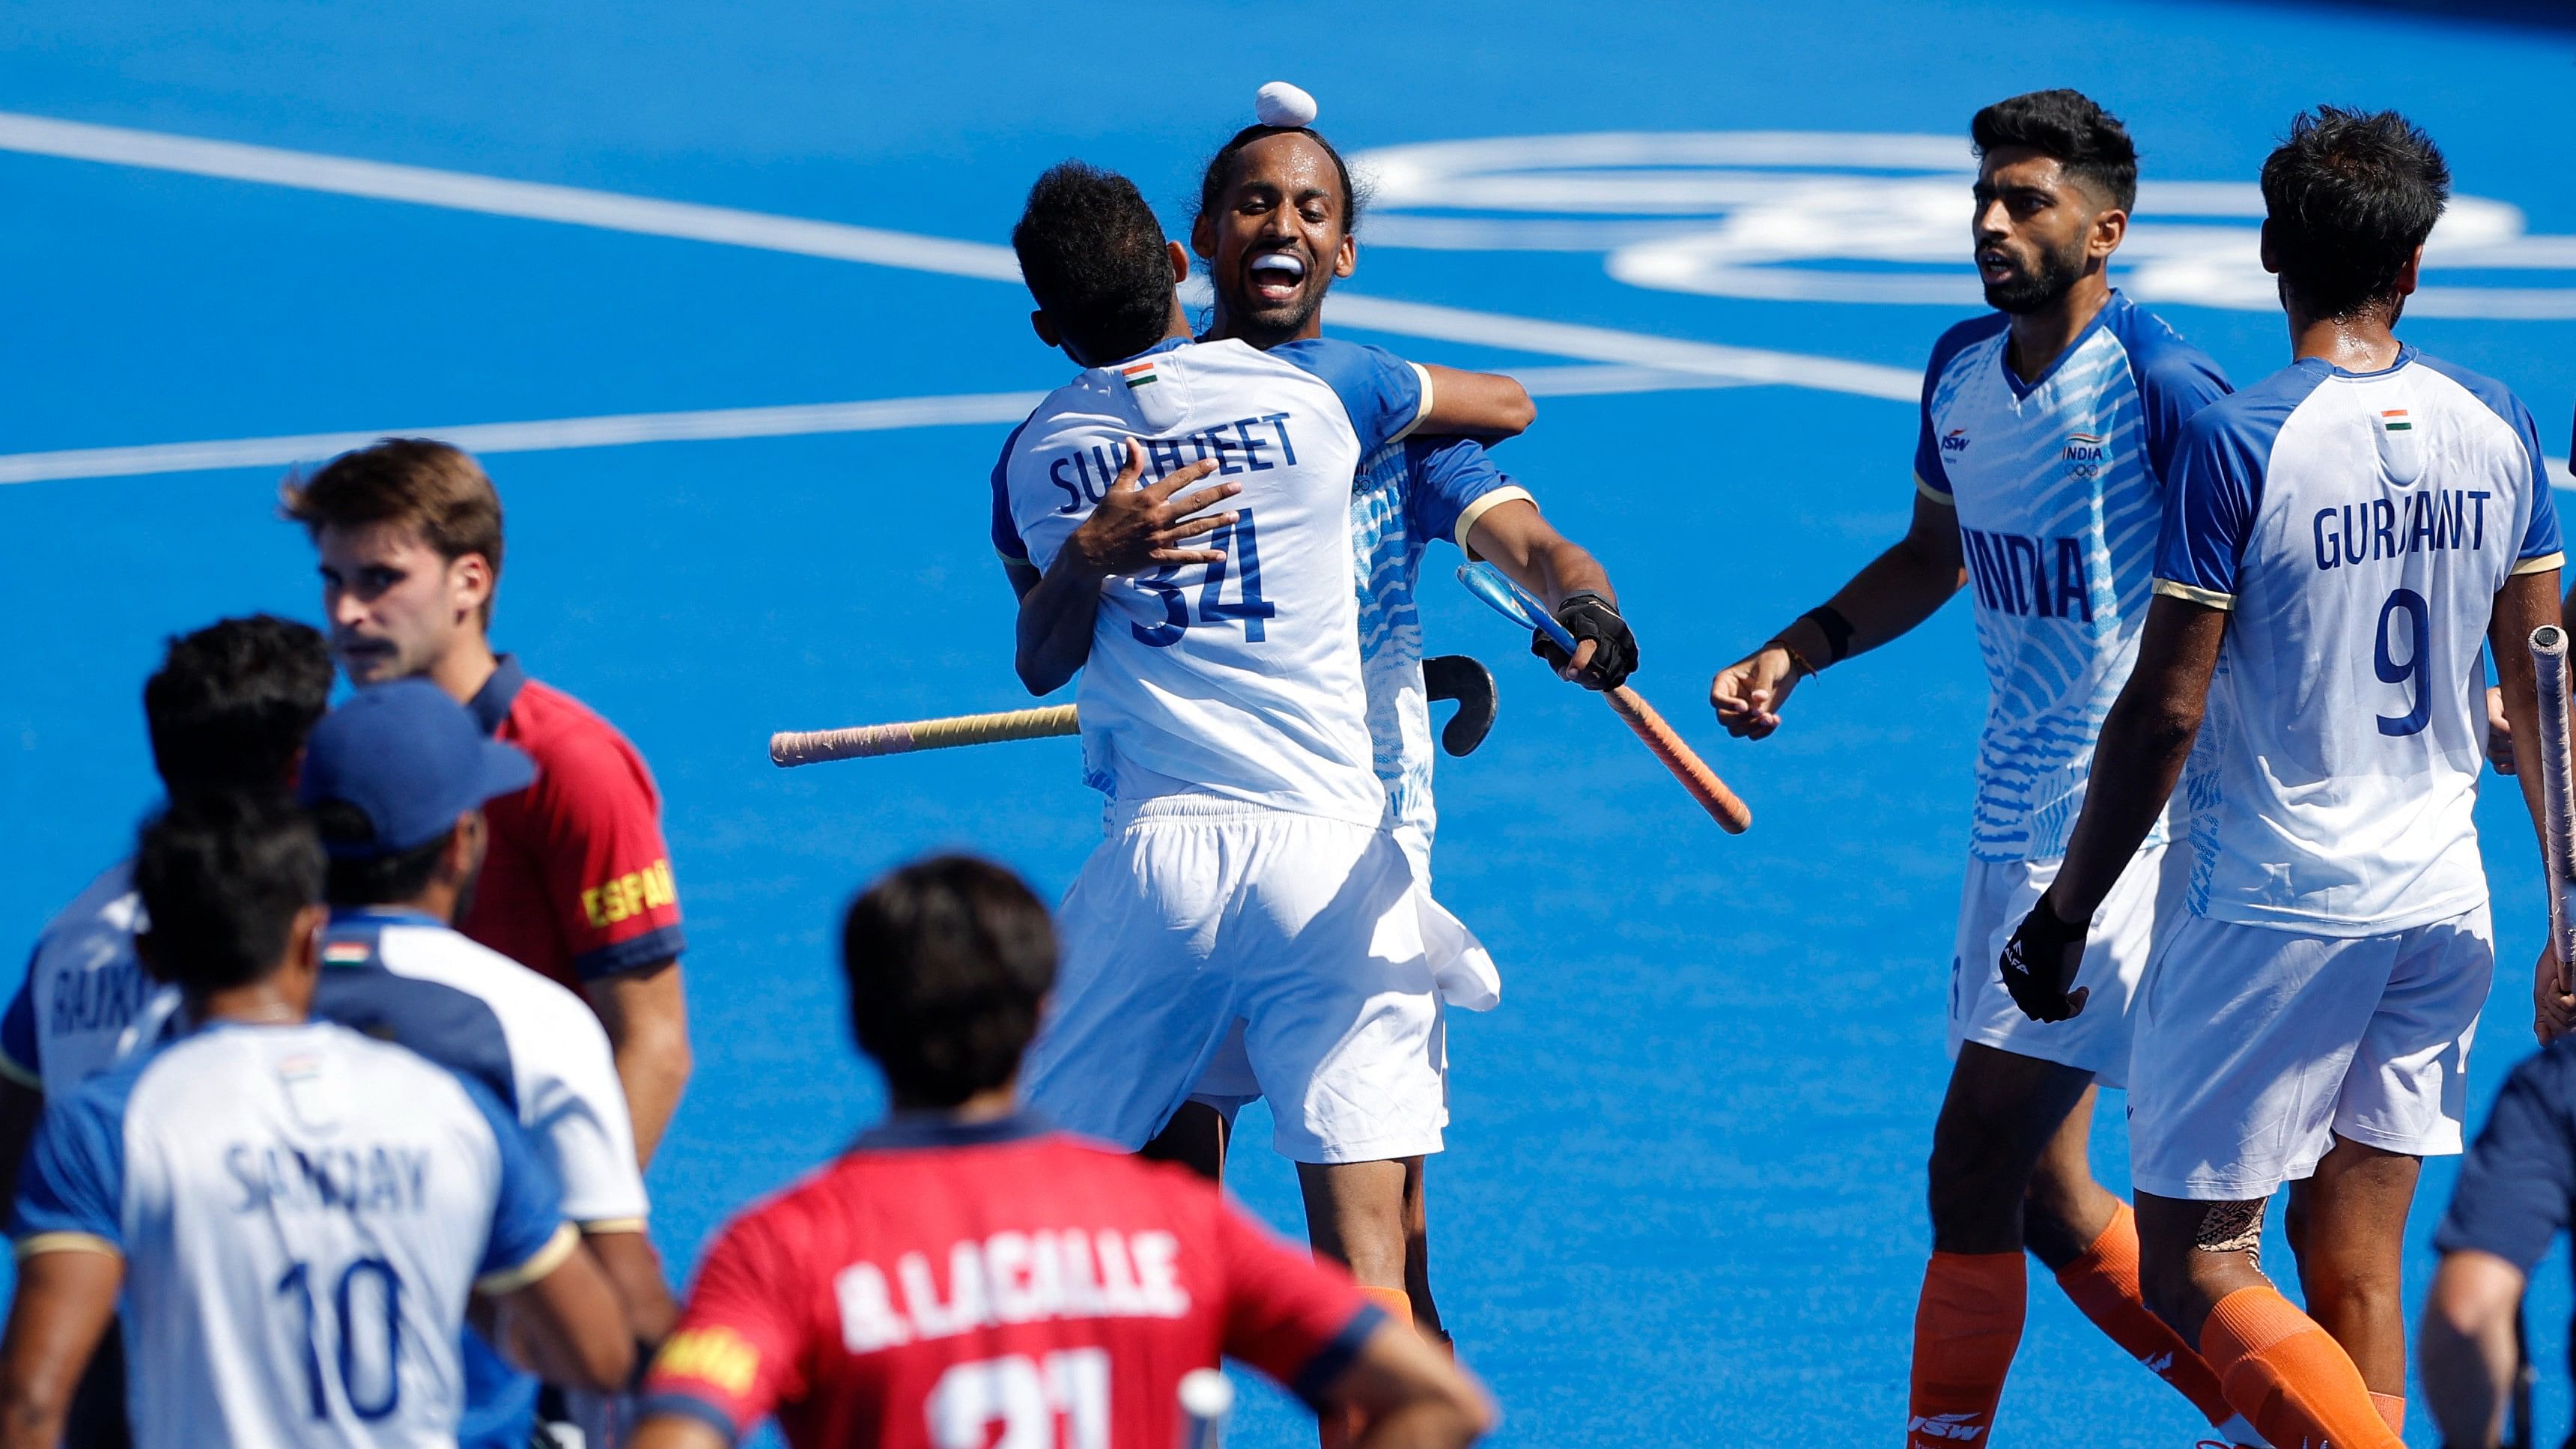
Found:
1457,563 -> 1751,833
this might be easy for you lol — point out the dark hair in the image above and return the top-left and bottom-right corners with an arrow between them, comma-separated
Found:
2260,106 -> 2449,321
841,855 -> 1057,1108
144,616 -> 335,798
312,798 -> 453,908
281,439 -> 506,626
1193,124 -> 1368,237
1971,89 -> 2139,214
133,794 -> 323,994
1011,162 -> 1176,365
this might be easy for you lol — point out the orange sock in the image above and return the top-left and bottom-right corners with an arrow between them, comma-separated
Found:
1909,1252 -> 2025,1448
2197,1286 -> 2403,1449
1322,1287 -> 1421,1449
2369,1391 -> 2405,1433
2053,1204 -> 2235,1427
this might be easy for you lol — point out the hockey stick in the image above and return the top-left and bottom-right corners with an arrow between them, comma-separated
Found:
1457,562 -> 1751,833
768,703 -> 1078,767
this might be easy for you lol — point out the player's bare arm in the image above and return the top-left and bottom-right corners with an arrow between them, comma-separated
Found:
584,1227 -> 681,1345
487,1233 -> 636,1392
2421,1248 -> 2526,1447
1465,498 -> 1633,688
585,962 -> 692,1164
2485,568 -> 2571,1040
2004,595 -> 2226,1021
0,1248 -> 121,1449
1711,487 -> 1965,738
1013,443 -> 1233,695
1418,364 -> 1534,440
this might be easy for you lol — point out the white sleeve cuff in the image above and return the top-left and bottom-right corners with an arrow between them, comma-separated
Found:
2512,551 -> 2566,577
1914,473 -> 1954,505
1454,487 -> 1537,558
1390,362 -> 1435,444
2151,578 -> 2235,610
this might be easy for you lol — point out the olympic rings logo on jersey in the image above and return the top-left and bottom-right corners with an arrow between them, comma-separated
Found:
2064,433 -> 2106,482
1349,131 -> 2576,321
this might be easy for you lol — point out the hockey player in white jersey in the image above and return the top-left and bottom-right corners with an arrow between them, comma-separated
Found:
2002,108 -> 2563,1449
996,162 -> 1459,1275
1708,91 -> 2245,1447
0,795 -> 633,1449
1144,91 -> 1641,1365
0,615 -> 333,1449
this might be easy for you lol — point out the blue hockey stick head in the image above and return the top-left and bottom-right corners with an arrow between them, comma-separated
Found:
1456,562 -> 1578,653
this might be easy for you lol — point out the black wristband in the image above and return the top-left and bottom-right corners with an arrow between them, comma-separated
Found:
1799,604 -> 1856,663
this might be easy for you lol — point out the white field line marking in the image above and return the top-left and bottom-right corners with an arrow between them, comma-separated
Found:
0,112 -> 1917,404
0,392 -> 1045,486
0,367 -> 1746,486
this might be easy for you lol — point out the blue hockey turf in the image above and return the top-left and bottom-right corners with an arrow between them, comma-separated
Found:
5,2 -> 2575,1443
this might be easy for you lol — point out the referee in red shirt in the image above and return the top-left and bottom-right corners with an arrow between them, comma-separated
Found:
631,855 -> 1492,1449
285,440 -> 693,1161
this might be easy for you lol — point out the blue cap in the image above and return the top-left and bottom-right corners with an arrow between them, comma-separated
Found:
296,678 -> 536,858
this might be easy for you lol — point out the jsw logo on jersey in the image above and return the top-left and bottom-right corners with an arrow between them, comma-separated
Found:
1960,526 -> 2099,622
1939,428 -> 1971,454
1907,1411 -> 1988,1442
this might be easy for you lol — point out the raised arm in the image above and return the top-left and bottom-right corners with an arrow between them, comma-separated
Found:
1015,445 -> 1233,696
1711,487 -> 1966,738
1417,365 -> 1534,441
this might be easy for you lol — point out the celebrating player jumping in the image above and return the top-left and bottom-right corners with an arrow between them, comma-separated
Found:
629,854 -> 1491,1449
2001,107 -> 2563,1449
1710,90 -> 2247,1448
1138,88 -> 1638,1360
988,160 -> 1480,1306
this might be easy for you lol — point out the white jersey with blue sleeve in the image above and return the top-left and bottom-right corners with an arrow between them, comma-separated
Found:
11,1021 -> 577,1449
1916,292 -> 2232,863
997,335 -> 1429,826
0,860 -> 164,1100
1353,434 -> 1531,854
2155,346 -> 2566,934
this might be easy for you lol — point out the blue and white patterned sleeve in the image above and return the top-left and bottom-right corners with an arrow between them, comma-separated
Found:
457,1072 -> 577,1294
2151,410 -> 2267,610
12,1088 -> 126,1257
1403,437 -> 1533,555
1271,339 -> 1430,455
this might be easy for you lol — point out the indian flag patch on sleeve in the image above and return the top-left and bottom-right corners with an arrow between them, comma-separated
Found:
321,940 -> 371,966
1117,360 -> 1158,390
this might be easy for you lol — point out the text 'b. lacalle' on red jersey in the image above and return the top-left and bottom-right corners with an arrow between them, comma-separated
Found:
640,1113 -> 1379,1449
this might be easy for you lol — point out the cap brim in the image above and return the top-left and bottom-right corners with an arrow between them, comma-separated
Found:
476,739 -> 538,801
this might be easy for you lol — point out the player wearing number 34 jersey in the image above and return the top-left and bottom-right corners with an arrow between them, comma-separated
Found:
991,162 -> 1445,1167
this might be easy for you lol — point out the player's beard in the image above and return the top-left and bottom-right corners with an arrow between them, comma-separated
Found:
1221,271 -> 1330,350
1981,236 -> 2087,315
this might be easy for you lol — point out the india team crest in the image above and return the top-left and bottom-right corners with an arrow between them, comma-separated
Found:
2063,432 -> 2106,481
